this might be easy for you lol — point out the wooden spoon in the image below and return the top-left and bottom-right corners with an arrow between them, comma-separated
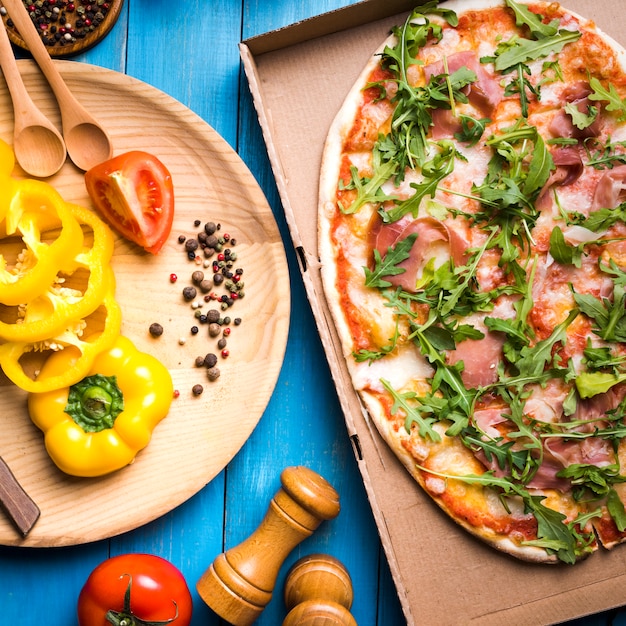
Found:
2,0 -> 113,171
0,22 -> 66,177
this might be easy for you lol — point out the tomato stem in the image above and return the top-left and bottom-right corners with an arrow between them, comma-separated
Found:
105,575 -> 180,626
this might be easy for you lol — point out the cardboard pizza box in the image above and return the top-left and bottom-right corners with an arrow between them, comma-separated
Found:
240,1 -> 626,624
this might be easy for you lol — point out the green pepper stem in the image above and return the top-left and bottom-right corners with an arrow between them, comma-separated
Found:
64,374 -> 124,433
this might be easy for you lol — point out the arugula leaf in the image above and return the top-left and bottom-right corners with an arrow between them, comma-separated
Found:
575,371 -> 626,399
564,102 -> 598,130
574,284 -> 626,342
582,202 -> 626,231
454,114 -> 491,146
548,226 -> 585,267
589,77 -> 626,122
557,463 -> 626,499
364,233 -> 417,289
382,379 -> 442,442
339,148 -> 398,214
607,488 -> 626,532
494,30 -> 581,71
504,0 -> 559,38
585,137 -> 626,169
381,140 -> 460,223
513,308 -> 579,379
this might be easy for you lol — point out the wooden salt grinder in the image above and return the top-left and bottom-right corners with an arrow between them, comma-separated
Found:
196,466 -> 341,626
282,554 -> 357,626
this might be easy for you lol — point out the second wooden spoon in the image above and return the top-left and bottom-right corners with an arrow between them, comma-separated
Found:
0,22 -> 66,177
2,0 -> 113,171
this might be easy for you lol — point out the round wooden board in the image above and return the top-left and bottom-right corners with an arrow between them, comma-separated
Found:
0,60 -> 291,547
1,0 -> 124,57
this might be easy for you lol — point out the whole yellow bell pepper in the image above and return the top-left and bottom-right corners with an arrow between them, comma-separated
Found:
28,334 -> 174,477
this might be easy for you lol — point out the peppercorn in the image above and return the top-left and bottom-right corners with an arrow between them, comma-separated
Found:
217,338 -> 227,350
192,270 -> 204,285
195,356 -> 206,367
185,238 -> 198,253
208,323 -> 221,337
194,219 -> 201,227
192,384 -> 204,396
191,326 -> 199,335
169,273 -> 178,283
178,235 -> 186,244
234,318 -> 242,325
204,222 -> 217,235
182,286 -> 197,301
213,273 -> 224,286
207,367 -> 220,381
199,279 -> 212,293
149,323 -> 164,338
206,309 -> 220,323
204,353 -> 218,368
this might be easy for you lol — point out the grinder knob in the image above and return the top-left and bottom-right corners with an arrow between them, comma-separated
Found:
282,554 -> 357,626
197,466 -> 340,626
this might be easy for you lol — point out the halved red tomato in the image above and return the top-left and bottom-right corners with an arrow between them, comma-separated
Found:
85,151 -> 174,254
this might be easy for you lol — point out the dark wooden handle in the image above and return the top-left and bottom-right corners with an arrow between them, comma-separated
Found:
283,554 -> 357,626
0,456 -> 40,537
197,466 -> 340,626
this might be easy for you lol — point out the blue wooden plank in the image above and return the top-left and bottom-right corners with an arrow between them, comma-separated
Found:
124,0 -> 243,149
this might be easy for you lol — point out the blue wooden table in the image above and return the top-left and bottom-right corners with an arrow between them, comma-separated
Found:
0,1 -> 624,624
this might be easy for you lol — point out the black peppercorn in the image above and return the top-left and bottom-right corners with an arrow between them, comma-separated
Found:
149,323 -> 164,337
204,353 -> 218,368
182,286 -> 197,301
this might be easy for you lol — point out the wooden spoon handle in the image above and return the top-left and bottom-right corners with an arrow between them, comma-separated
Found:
0,456 -> 40,537
2,0 -> 95,127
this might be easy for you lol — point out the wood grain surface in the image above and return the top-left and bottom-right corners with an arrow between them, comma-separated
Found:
0,60 -> 290,547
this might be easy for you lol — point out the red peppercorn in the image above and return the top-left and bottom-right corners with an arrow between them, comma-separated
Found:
223,327 -> 231,336
173,390 -> 180,399
221,349 -> 229,359
233,274 -> 241,282
217,253 -> 225,262
169,273 -> 178,283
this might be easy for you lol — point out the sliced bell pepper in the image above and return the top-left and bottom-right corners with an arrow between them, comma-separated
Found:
0,139 -> 14,223
0,290 -> 122,393
0,203 -> 116,343
0,179 -> 84,306
28,334 -> 173,477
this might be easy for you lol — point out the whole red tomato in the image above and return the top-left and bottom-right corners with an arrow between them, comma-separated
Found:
77,553 -> 193,626
85,151 -> 174,255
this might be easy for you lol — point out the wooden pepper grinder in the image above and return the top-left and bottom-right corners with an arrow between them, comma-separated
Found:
196,466 -> 341,625
282,554 -> 357,626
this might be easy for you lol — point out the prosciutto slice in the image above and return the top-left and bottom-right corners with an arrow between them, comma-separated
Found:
423,51 -> 503,116
549,81 -> 602,140
591,164 -> 626,210
370,215 -> 469,292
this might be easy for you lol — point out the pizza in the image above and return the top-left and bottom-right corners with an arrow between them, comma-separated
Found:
318,0 -> 626,564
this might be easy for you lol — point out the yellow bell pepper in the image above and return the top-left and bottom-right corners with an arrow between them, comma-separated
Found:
28,334 -> 173,477
0,289 -> 122,393
0,179 -> 84,306
0,139 -> 14,223
0,202 -> 115,343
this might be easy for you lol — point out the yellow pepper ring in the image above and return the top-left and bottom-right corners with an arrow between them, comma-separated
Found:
0,204 -> 116,343
28,334 -> 173,477
0,291 -> 122,393
0,179 -> 84,306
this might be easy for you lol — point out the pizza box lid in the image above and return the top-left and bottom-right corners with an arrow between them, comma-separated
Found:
240,1 -> 626,624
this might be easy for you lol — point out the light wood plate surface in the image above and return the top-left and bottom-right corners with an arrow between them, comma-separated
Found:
0,60 -> 291,547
